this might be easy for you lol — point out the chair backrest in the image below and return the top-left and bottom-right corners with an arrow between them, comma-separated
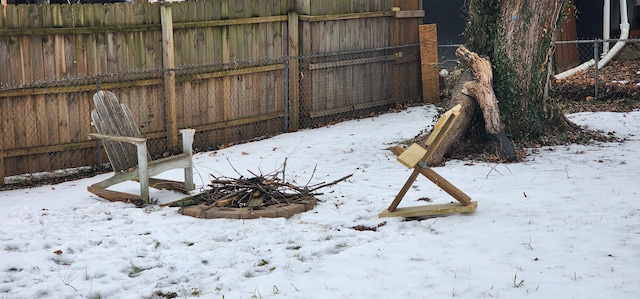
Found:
425,104 -> 461,147
91,90 -> 143,172
421,104 -> 461,162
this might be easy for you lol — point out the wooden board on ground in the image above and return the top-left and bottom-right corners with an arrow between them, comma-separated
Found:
379,201 -> 478,218
178,198 -> 317,219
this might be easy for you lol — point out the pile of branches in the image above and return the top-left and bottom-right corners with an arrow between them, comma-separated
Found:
171,169 -> 352,209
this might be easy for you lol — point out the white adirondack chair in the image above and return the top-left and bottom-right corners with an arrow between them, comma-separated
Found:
87,90 -> 195,205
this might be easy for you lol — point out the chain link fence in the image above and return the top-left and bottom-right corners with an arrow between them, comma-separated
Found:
436,38 -> 640,99
1,44 -> 428,187
552,38 -> 640,99
436,44 -> 464,71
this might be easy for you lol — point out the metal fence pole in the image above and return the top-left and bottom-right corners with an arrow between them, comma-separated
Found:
94,76 -> 102,168
284,57 -> 290,132
594,40 -> 599,98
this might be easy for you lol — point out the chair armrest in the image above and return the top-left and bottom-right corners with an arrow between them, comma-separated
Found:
89,133 -> 147,145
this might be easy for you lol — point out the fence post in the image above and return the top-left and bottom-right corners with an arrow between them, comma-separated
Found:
0,0 -> 3,183
160,2 -> 178,148
594,40 -> 599,98
288,11 -> 300,131
0,111 -> 3,185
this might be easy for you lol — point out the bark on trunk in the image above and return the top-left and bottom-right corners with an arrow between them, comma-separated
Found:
457,46 -> 516,161
466,0 -> 566,140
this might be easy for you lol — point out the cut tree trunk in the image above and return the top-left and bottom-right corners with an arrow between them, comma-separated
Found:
456,46 -> 517,161
422,46 -> 516,165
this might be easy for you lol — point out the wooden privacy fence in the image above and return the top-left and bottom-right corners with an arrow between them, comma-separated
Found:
0,0 -> 437,184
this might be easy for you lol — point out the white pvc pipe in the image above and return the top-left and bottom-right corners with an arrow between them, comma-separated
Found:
604,0 -> 611,53
598,0 -> 629,67
555,0 -> 629,79
555,59 -> 596,80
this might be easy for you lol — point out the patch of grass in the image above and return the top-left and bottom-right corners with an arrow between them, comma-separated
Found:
4,245 -> 20,252
154,290 -> 178,299
410,255 -> 425,262
293,253 -> 307,262
334,242 -> 349,249
513,272 -> 525,288
87,292 -> 102,299
191,288 -> 201,297
128,262 -> 151,278
256,259 -> 269,267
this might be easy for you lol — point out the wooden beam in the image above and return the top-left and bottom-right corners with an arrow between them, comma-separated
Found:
173,15 -> 287,29
0,99 -> 3,184
298,11 -> 394,22
308,55 -> 394,70
186,64 -> 285,80
379,201 -> 478,218
191,112 -> 284,133
87,184 -> 146,207
415,165 -> 472,205
160,3 -> 178,148
387,168 -> 421,212
394,10 -> 425,19
0,16 -> 288,37
419,24 -> 440,103
221,1 -> 232,123
288,11 -> 300,131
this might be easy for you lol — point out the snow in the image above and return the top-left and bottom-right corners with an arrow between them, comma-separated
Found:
1,105 -> 639,299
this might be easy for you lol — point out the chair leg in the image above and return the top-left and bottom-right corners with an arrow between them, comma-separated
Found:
415,166 -> 471,205
136,143 -> 150,202
388,169 -> 420,212
184,166 -> 194,191
180,129 -> 196,192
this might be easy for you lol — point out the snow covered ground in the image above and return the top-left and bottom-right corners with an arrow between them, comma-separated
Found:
0,105 -> 638,299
